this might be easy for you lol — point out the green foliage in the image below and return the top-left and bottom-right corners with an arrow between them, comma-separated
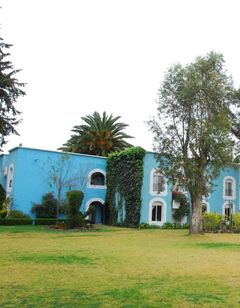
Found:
148,52 -> 235,233
66,190 -> 84,228
0,184 -> 6,210
0,195 -> 9,218
203,212 -> 222,231
34,218 -> 66,225
32,193 -> 58,218
0,208 -> 7,218
8,210 -> 31,219
139,223 -> 161,229
59,111 -> 133,156
232,213 -> 240,232
0,37 -> 25,147
106,146 -> 146,227
0,218 -> 32,225
172,191 -> 189,221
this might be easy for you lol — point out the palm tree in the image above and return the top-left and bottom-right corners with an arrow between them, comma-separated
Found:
59,111 -> 133,156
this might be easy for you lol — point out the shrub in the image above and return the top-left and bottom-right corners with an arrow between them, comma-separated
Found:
0,219 -> 32,225
82,204 -> 96,219
0,196 -> 9,218
0,208 -> 7,218
34,218 -> 66,225
139,223 -> 161,229
232,213 -> 240,232
203,212 -> 222,231
0,184 -> 6,210
8,210 -> 31,219
66,190 -> 84,228
162,222 -> 175,229
32,193 -> 58,218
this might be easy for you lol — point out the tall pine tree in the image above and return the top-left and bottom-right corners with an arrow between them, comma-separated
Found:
0,36 -> 25,147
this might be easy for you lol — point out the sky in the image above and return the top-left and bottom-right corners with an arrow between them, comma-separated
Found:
1,0 -> 240,153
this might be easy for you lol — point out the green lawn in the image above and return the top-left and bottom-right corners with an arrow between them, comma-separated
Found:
1,226 -> 240,307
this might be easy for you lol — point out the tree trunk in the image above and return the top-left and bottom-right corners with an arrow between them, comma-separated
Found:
190,194 -> 203,234
56,186 -> 62,220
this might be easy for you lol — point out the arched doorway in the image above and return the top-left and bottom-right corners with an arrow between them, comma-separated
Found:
86,198 -> 104,224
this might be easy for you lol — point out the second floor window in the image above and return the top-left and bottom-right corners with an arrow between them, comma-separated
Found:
225,179 -> 233,197
90,172 -> 105,186
153,172 -> 165,193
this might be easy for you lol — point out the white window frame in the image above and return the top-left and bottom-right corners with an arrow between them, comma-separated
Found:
87,169 -> 106,189
223,176 -> 236,200
6,164 -> 14,193
149,169 -> 167,196
222,201 -> 235,217
202,201 -> 210,213
148,198 -> 167,226
85,198 -> 104,221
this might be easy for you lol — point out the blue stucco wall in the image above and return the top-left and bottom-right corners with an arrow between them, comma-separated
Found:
1,147 -> 107,217
141,152 -> 240,225
141,152 -> 173,225
1,146 -> 239,224
207,165 -> 239,215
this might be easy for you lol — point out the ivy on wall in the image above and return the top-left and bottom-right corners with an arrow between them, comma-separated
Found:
105,147 -> 146,227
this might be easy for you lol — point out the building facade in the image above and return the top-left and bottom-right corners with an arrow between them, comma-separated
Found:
0,146 -> 239,225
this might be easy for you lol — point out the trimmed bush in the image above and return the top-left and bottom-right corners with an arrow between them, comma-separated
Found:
0,219 -> 32,225
203,212 -> 222,231
139,223 -> 161,229
32,193 -> 58,218
232,213 -> 240,232
34,218 -> 66,225
8,210 -> 31,219
66,190 -> 84,229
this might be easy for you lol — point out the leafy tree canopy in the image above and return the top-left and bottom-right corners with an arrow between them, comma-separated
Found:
60,111 -> 133,156
0,36 -> 25,147
149,51 -> 235,234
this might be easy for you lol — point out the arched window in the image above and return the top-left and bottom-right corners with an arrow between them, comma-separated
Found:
225,179 -> 233,197
91,172 -> 105,186
148,198 -> 167,225
223,202 -> 235,221
223,176 -> 236,199
7,165 -> 14,193
202,202 -> 210,213
151,201 -> 163,222
88,169 -> 106,188
150,169 -> 167,196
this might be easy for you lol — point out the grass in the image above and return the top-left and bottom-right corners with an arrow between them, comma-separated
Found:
1,226 -> 240,307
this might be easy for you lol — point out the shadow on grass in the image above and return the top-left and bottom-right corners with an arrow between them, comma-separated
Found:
197,242 -> 240,249
10,253 -> 95,265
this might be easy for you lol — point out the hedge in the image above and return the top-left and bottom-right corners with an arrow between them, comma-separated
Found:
0,219 -> 32,225
34,218 -> 66,225
0,218 -> 66,226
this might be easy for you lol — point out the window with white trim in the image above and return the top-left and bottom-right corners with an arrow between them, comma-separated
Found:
7,165 -> 14,193
224,203 -> 233,221
202,202 -> 210,213
90,172 -> 105,186
225,179 -> 233,197
88,169 -> 106,188
150,170 -> 166,195
223,176 -> 236,199
151,201 -> 163,222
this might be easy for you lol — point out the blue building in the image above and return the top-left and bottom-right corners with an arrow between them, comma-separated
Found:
0,146 -> 238,224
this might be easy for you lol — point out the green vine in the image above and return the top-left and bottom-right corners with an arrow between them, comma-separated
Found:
105,147 -> 146,227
